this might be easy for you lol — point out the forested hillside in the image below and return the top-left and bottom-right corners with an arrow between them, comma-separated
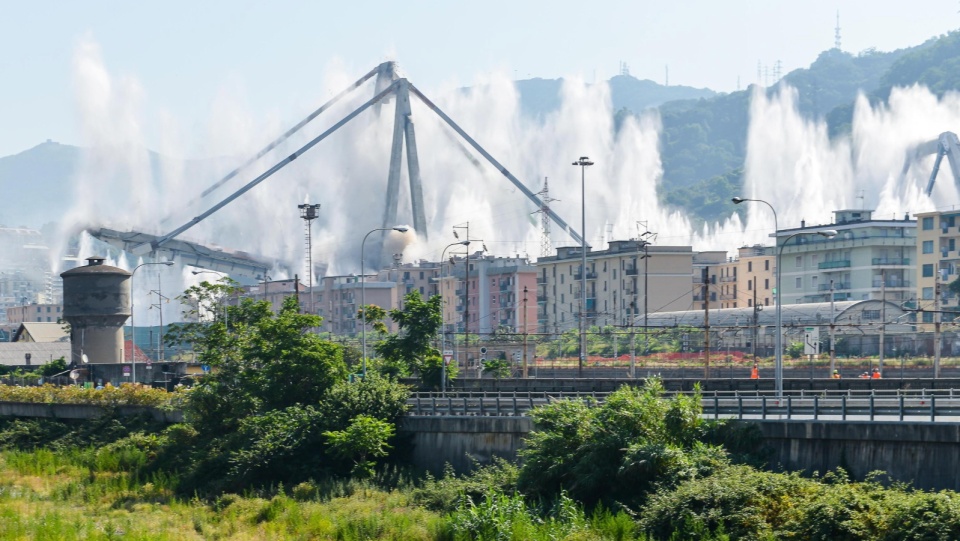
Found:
656,32 -> 958,225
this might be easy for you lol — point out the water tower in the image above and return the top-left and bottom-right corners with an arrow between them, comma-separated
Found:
60,257 -> 131,364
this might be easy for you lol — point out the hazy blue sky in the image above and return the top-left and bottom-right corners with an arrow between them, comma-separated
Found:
1,0 -> 958,157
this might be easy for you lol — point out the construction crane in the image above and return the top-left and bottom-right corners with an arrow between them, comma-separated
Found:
131,62 -> 585,261
900,131 -> 960,196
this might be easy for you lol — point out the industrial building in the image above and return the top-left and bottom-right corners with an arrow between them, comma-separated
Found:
641,300 -> 913,356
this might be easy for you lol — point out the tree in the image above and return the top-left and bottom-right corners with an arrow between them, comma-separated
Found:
375,291 -> 443,381
166,286 -> 347,433
518,379 -> 728,509
482,358 -> 512,379
323,414 -> 395,478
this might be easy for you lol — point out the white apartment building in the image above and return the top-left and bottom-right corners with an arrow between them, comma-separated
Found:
778,210 -> 915,305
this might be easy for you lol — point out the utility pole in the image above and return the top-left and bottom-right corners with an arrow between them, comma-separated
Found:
522,286 -> 529,378
703,266 -> 710,379
879,270 -> 886,373
935,271 -> 942,378
829,280 -> 836,375
294,274 -> 300,312
752,277 -> 758,362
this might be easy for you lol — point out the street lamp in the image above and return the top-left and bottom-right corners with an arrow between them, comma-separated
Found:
130,261 -> 174,384
573,156 -> 594,378
775,229 -> 837,392
360,226 -> 410,378
440,240 -> 471,393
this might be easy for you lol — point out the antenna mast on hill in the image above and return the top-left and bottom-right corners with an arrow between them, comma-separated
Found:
835,10 -> 842,50
534,177 -> 559,257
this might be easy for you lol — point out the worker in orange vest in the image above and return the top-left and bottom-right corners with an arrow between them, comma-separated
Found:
871,368 -> 881,379
831,370 -> 841,379
750,363 -> 759,379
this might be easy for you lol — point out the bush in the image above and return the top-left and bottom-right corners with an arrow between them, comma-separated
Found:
414,458 -> 519,513
518,379 -> 725,509
640,465 -> 814,540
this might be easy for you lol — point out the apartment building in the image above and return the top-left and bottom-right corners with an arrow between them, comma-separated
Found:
915,209 -> 960,327
713,245 -> 777,309
441,253 -> 537,335
6,303 -> 63,324
778,210 -> 915,305
535,240 -> 697,334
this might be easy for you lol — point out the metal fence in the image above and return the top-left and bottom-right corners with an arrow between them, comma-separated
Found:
407,389 -> 960,422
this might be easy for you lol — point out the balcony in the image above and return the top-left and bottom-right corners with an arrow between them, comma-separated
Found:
536,294 -> 547,303
536,276 -> 547,284
819,260 -> 851,270
872,279 -> 911,288
719,293 -> 737,301
625,267 -> 638,276
818,282 -> 851,291
499,282 -> 511,292
720,276 -> 737,282
573,271 -> 598,280
872,257 -> 910,266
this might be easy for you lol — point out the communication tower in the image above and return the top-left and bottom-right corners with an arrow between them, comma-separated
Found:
835,11 -> 842,50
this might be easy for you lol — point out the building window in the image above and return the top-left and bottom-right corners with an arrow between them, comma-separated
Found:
862,310 -> 881,320
764,279 -> 770,290
922,240 -> 934,254
795,256 -> 802,268
748,281 -> 753,291
923,311 -> 934,323
811,276 -> 818,289
765,260 -> 770,271
748,261 -> 753,272
923,264 -> 934,278
922,216 -> 934,230
795,277 -> 802,289
922,287 -> 934,300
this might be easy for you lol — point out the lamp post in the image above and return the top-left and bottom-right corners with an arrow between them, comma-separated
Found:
775,231 -> 837,393
361,226 -> 410,378
573,156 -> 594,378
733,197 -> 837,394
130,261 -> 174,384
440,240 -> 471,393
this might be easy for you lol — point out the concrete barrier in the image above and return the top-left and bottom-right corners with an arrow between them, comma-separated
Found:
399,415 -> 960,491
400,416 -> 532,474
759,421 -> 960,491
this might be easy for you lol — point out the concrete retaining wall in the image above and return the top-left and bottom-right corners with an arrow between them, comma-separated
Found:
759,421 -> 960,491
399,415 -> 960,491
400,416 -> 532,474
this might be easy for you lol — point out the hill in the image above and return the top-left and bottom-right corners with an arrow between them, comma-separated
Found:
0,141 -> 80,228
515,74 -> 715,119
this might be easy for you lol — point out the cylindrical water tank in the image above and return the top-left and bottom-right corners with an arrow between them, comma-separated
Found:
61,256 -> 131,364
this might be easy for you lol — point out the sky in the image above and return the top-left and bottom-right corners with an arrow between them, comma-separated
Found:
0,0 -> 958,158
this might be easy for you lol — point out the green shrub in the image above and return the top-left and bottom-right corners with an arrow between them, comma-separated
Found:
640,464 -> 813,540
414,458 -> 519,513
